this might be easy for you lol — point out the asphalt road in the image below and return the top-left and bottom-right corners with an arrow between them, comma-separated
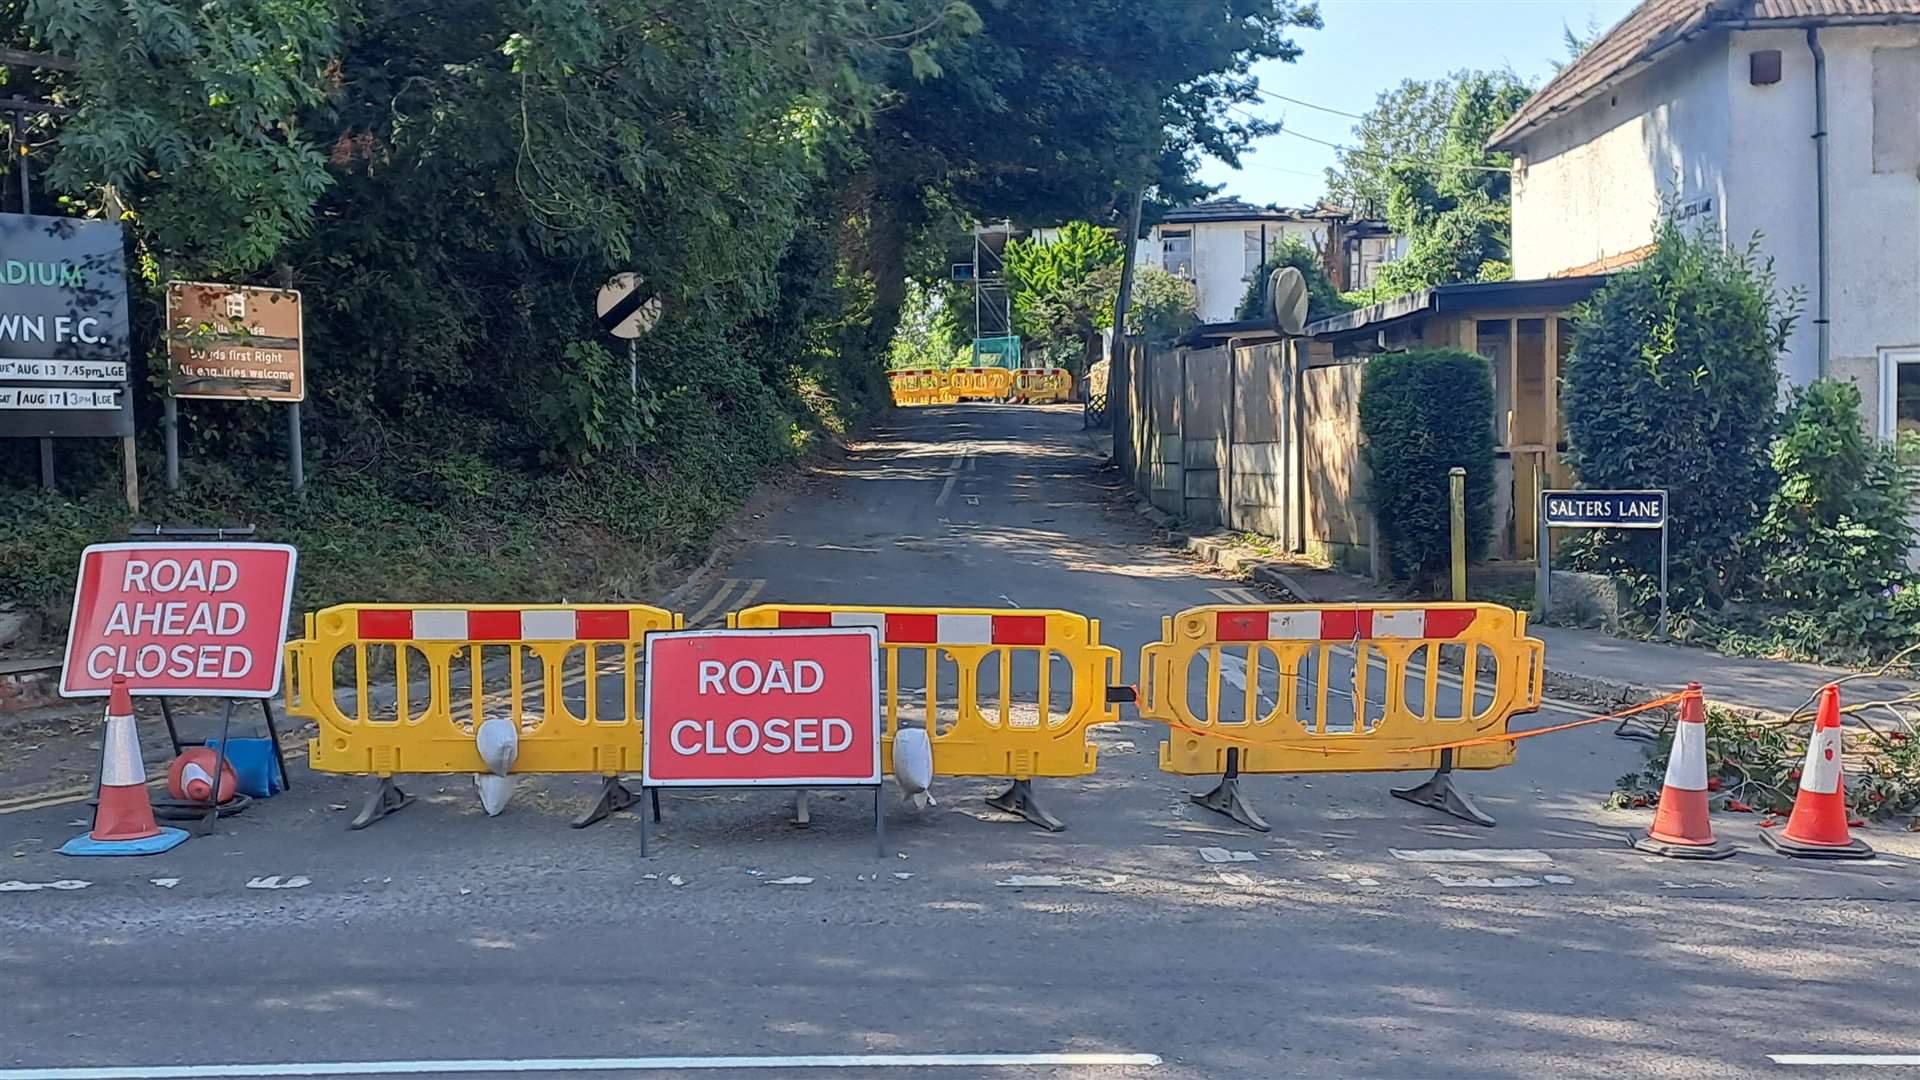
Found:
4,404 -> 1917,1080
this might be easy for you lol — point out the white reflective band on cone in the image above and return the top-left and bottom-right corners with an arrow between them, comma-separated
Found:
99,715 -> 146,787
1664,717 -> 1708,791
1802,726 -> 1843,795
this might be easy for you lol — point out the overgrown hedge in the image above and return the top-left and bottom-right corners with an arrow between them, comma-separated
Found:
1358,348 -> 1495,584
1562,218 -> 1789,609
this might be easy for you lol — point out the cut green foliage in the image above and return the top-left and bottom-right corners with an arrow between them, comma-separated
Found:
1359,348 -> 1495,586
1611,704 -> 1920,822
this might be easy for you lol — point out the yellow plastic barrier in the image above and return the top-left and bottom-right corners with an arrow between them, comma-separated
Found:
950,367 -> 1012,401
1138,603 -> 1544,830
888,369 -> 958,407
729,603 -> 1122,830
286,602 -> 682,828
1012,367 -> 1072,404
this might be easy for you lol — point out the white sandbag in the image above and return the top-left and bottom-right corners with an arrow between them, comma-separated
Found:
892,727 -> 934,807
475,716 -> 519,777
474,773 -> 516,816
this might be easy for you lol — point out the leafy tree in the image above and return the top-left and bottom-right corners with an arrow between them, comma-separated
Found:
1088,264 -> 1195,344
1359,349 -> 1495,586
856,1 -> 1323,340
1321,76 -> 1461,219
1236,237 -> 1355,322
1550,18 -> 1607,73
1004,221 -> 1122,351
889,279 -> 958,370
1563,217 -> 1795,609
1371,71 -> 1531,295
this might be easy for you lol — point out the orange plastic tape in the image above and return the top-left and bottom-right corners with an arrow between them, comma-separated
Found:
1398,690 -> 1692,754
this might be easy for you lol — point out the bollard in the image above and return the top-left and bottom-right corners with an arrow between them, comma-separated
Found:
1448,467 -> 1467,602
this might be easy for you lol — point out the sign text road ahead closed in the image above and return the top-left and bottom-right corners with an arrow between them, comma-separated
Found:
643,628 -> 880,787
61,542 -> 299,698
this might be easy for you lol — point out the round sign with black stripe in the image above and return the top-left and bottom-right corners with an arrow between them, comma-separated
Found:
596,273 -> 663,339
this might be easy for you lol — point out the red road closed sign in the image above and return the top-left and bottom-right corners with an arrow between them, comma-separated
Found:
643,628 -> 881,787
61,542 -> 299,698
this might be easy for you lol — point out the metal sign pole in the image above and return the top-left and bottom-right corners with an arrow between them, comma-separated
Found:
287,400 -> 305,496
1535,488 -> 1550,621
163,396 -> 180,491
1658,520 -> 1670,639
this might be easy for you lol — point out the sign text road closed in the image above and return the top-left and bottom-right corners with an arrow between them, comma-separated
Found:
644,628 -> 880,787
61,543 -> 299,698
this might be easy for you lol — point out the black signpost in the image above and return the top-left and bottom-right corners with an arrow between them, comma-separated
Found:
1537,488 -> 1670,636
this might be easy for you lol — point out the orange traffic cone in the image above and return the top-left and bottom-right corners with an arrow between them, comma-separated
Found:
1631,683 -> 1733,859
60,678 -> 189,857
1763,685 -> 1873,859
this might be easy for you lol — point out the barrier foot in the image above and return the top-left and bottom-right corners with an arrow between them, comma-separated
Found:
350,777 -> 411,830
1191,750 -> 1270,832
986,779 -> 1065,832
1391,750 -> 1494,828
794,790 -> 811,828
572,776 -> 642,829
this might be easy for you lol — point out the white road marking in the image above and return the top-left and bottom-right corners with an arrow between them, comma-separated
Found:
996,875 -> 1071,887
245,875 -> 310,890
0,880 -> 89,892
1198,847 -> 1257,863
1217,652 -> 1248,692
0,1053 -> 1165,1079
150,878 -> 179,889
1390,848 -> 1552,864
1431,873 -> 1544,888
1771,1056 -> 1920,1066
933,449 -> 968,507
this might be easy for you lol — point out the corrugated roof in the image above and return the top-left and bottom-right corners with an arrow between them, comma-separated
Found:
1160,198 -> 1337,225
1489,0 -> 1920,148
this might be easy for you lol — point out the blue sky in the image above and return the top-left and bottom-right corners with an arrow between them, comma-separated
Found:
1198,0 -> 1641,208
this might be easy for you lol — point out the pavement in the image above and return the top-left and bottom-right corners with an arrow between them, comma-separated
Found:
3,404 -> 1918,1080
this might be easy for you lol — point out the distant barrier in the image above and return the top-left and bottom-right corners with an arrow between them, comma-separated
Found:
1137,603 -> 1543,830
949,367 -> 1013,401
888,368 -> 955,407
729,604 -> 1123,829
286,603 -> 681,828
1012,367 -> 1072,404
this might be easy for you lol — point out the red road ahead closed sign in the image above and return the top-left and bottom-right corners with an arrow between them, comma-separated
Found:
61,542 -> 299,698
643,628 -> 881,787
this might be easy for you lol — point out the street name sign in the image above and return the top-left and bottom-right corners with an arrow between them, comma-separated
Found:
61,542 -> 300,698
1543,489 -> 1667,530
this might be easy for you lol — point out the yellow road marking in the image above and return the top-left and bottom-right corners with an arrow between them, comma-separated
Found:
685,578 -> 741,628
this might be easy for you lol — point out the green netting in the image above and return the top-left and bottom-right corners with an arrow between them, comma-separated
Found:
970,336 -> 1022,369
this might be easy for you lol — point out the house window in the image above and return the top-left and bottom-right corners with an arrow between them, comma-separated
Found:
1243,229 -> 1264,277
1881,348 -> 1920,438
1162,230 -> 1193,279
1874,48 -> 1920,175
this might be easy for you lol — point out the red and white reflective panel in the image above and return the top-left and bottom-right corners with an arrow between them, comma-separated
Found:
1215,608 -> 1478,643
355,608 -> 635,642
773,609 -> 1048,646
